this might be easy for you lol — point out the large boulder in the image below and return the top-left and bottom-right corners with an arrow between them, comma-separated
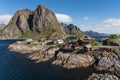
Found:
52,52 -> 95,69
95,52 -> 119,72
89,51 -> 120,77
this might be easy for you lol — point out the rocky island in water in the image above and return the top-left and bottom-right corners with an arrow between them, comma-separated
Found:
8,36 -> 120,79
0,5 -> 120,80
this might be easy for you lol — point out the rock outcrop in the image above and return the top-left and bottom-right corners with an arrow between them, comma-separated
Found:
0,24 -> 6,38
8,40 -> 59,63
28,48 -> 59,63
88,51 -> 120,77
1,5 -> 66,39
0,23 -> 6,30
88,73 -> 119,80
109,39 -> 120,46
52,52 -> 95,69
9,42 -> 42,53
9,40 -> 95,69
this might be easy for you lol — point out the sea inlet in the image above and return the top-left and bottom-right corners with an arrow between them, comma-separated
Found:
0,40 -> 106,80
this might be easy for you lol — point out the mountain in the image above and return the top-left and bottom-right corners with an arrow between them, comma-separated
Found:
85,30 -> 110,41
61,23 -> 85,37
0,5 -> 66,39
85,30 -> 110,37
0,24 -> 6,30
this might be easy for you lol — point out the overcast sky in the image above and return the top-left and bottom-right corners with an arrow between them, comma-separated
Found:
0,0 -> 120,34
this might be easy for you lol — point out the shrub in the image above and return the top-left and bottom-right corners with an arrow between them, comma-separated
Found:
109,34 -> 120,39
102,39 -> 110,45
91,40 -> 99,46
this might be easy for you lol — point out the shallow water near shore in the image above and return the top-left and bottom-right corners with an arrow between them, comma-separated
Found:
0,40 -> 107,80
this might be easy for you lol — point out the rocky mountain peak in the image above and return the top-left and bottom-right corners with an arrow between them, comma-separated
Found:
36,5 -> 48,13
32,5 -> 58,32
0,5 -> 66,39
61,23 -> 84,37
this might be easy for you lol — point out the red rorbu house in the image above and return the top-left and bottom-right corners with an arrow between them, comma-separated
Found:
99,46 -> 113,52
63,44 -> 80,51
82,45 -> 92,52
77,39 -> 83,45
64,45 -> 71,49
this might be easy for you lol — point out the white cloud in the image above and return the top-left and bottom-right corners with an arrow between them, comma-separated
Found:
0,15 -> 13,25
92,18 -> 120,34
80,24 -> 86,27
83,17 -> 89,20
55,13 -> 72,23
102,18 -> 120,26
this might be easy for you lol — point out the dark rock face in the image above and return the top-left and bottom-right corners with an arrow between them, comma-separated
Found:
61,23 -> 84,37
16,14 -> 31,33
1,5 -> 66,39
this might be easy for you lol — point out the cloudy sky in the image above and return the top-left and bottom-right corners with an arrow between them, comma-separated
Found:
0,0 -> 120,34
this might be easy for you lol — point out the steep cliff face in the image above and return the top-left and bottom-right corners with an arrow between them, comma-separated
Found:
1,5 -> 66,39
32,5 -> 57,32
2,9 -> 33,39
31,5 -> 66,38
61,23 -> 85,37
0,24 -> 6,30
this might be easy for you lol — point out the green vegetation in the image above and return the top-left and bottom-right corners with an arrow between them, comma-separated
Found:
52,44 -> 62,49
20,24 -> 65,39
91,40 -> 99,46
102,34 -> 120,46
40,27 -> 56,38
20,31 -> 40,39
109,34 -> 120,39
40,24 -> 65,39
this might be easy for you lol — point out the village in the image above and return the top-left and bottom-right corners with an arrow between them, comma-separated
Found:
37,35 -> 114,53
8,35 -> 120,79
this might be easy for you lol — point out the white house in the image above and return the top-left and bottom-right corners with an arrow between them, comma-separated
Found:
55,39 -> 64,44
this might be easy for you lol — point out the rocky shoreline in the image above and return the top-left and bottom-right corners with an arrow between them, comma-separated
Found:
8,40 -> 120,79
9,40 -> 59,63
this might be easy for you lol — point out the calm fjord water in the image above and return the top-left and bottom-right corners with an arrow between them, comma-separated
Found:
0,40 -> 103,80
